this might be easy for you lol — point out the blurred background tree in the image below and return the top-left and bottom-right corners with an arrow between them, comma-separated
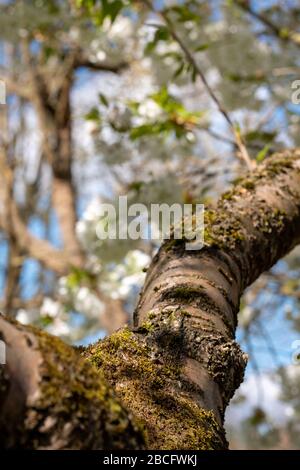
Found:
0,0 -> 300,449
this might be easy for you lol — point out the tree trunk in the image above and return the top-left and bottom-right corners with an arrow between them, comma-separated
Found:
1,150 -> 300,449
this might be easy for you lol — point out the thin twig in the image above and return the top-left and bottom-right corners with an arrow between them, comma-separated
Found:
233,0 -> 300,48
142,0 -> 255,170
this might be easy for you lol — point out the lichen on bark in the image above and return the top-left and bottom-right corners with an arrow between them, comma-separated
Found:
84,323 -> 226,449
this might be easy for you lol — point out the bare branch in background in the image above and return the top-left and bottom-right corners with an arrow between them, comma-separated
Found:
142,0 -> 255,171
0,148 -> 71,275
233,0 -> 300,47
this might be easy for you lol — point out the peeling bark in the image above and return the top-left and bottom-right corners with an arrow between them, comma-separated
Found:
1,150 -> 300,449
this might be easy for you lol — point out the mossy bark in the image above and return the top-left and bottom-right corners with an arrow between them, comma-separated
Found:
1,150 -> 300,449
0,317 -> 144,449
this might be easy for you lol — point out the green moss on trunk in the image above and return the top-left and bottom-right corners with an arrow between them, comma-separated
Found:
85,326 -> 226,450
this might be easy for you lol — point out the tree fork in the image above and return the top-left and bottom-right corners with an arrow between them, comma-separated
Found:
1,150 -> 300,449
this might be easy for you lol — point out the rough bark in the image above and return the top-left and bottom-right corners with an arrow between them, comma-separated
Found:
1,149 -> 300,449
0,317 -> 144,449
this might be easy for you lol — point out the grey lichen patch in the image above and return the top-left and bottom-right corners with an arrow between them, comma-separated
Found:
253,207 -> 287,234
158,284 -> 234,334
147,308 -> 247,409
183,329 -> 247,408
162,151 -> 299,257
202,209 -> 245,250
202,152 -> 300,250
85,323 -> 226,450
140,305 -> 247,414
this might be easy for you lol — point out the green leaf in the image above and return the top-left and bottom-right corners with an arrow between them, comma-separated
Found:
100,0 -> 124,24
85,107 -> 101,122
173,61 -> 185,78
170,5 -> 201,23
195,43 -> 209,52
191,65 -> 197,82
130,119 -> 182,139
145,27 -> 170,54
130,123 -> 164,139
99,93 -> 109,107
39,316 -> 54,327
256,144 -> 271,162
66,268 -> 95,289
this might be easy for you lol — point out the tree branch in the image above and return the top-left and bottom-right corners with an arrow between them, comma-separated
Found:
233,0 -> 300,47
74,54 -> 127,73
0,150 -> 72,275
1,150 -> 300,449
79,150 -> 300,449
0,315 -> 144,449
